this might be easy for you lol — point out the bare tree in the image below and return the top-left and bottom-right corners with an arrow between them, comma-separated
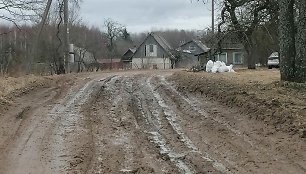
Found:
104,18 -> 124,69
216,0 -> 278,69
0,0 -> 44,75
36,0 -> 82,74
0,0 -> 44,26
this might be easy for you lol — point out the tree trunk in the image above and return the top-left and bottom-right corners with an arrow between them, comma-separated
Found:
279,0 -> 296,81
295,0 -> 306,82
248,51 -> 256,69
244,40 -> 256,69
57,57 -> 66,74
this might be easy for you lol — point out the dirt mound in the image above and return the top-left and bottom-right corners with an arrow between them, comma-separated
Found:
0,74 -> 76,113
170,70 -> 306,137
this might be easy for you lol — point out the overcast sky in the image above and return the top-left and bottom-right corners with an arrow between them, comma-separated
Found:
80,0 -> 213,33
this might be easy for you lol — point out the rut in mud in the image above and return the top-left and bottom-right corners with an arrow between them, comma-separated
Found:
0,71 -> 305,174
86,73 -> 306,174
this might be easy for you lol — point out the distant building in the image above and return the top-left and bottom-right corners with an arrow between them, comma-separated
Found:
121,48 -> 136,69
202,33 -> 246,66
132,32 -> 175,69
179,40 -> 210,55
178,40 -> 210,68
214,43 -> 245,66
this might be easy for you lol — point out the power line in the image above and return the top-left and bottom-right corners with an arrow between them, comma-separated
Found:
212,0 -> 214,34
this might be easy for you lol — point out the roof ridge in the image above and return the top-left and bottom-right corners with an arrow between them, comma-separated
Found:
150,32 -> 172,50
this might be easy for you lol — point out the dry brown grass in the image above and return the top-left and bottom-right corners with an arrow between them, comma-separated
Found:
0,75 -> 45,98
200,68 -> 281,84
0,73 -> 79,107
170,69 -> 306,137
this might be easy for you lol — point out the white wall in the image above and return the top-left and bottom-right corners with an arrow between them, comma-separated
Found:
132,58 -> 171,69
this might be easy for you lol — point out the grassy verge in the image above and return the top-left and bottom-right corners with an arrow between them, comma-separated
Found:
0,74 -> 77,107
170,69 -> 306,137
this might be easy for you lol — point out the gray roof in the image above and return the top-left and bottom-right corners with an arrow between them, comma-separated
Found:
132,32 -> 175,59
149,32 -> 175,59
122,48 -> 136,62
192,40 -> 210,52
130,48 -> 137,53
151,32 -> 173,51
180,40 -> 210,53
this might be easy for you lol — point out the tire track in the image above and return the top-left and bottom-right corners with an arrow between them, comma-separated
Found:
46,77 -> 110,173
156,75 -> 306,174
146,76 -> 230,174
87,75 -> 176,173
132,80 -> 194,173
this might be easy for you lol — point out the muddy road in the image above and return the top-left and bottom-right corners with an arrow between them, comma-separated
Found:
0,71 -> 305,174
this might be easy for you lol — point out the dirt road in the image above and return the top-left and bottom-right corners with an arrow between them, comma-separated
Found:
0,70 -> 305,174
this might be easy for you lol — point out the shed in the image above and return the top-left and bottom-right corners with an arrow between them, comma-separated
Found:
121,48 -> 136,69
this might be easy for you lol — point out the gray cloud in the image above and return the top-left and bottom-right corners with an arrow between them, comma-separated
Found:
80,0 -> 212,33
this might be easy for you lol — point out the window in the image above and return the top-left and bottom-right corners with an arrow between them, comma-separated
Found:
189,45 -> 196,51
216,53 -> 227,63
149,44 -> 154,53
233,52 -> 243,64
146,44 -> 157,57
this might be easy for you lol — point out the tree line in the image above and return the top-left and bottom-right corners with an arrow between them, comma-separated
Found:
1,0 -> 305,83
0,23 -> 198,75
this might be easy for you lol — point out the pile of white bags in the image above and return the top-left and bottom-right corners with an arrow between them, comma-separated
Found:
206,60 -> 235,73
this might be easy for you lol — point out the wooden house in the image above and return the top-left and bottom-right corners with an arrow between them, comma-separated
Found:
178,40 -> 210,68
132,32 -> 175,69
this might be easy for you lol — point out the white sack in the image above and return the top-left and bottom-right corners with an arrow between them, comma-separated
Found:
206,61 -> 235,73
227,64 -> 235,72
211,65 -> 218,73
206,60 -> 214,72
218,65 -> 229,73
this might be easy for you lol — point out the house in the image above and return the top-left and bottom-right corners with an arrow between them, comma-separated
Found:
121,48 -> 136,69
177,40 -> 210,68
132,32 -> 175,69
202,33 -> 246,66
214,42 -> 245,66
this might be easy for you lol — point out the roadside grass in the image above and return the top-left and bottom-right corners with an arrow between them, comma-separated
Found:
170,69 -> 306,137
0,75 -> 44,96
0,75 -> 47,104
0,73 -> 79,107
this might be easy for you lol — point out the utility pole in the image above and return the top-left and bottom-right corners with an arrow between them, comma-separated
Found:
64,0 -> 70,73
30,0 -> 52,74
212,0 -> 215,34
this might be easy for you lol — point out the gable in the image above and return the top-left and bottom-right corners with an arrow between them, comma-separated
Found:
180,42 -> 200,51
180,40 -> 209,55
133,33 -> 174,59
122,50 -> 134,61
